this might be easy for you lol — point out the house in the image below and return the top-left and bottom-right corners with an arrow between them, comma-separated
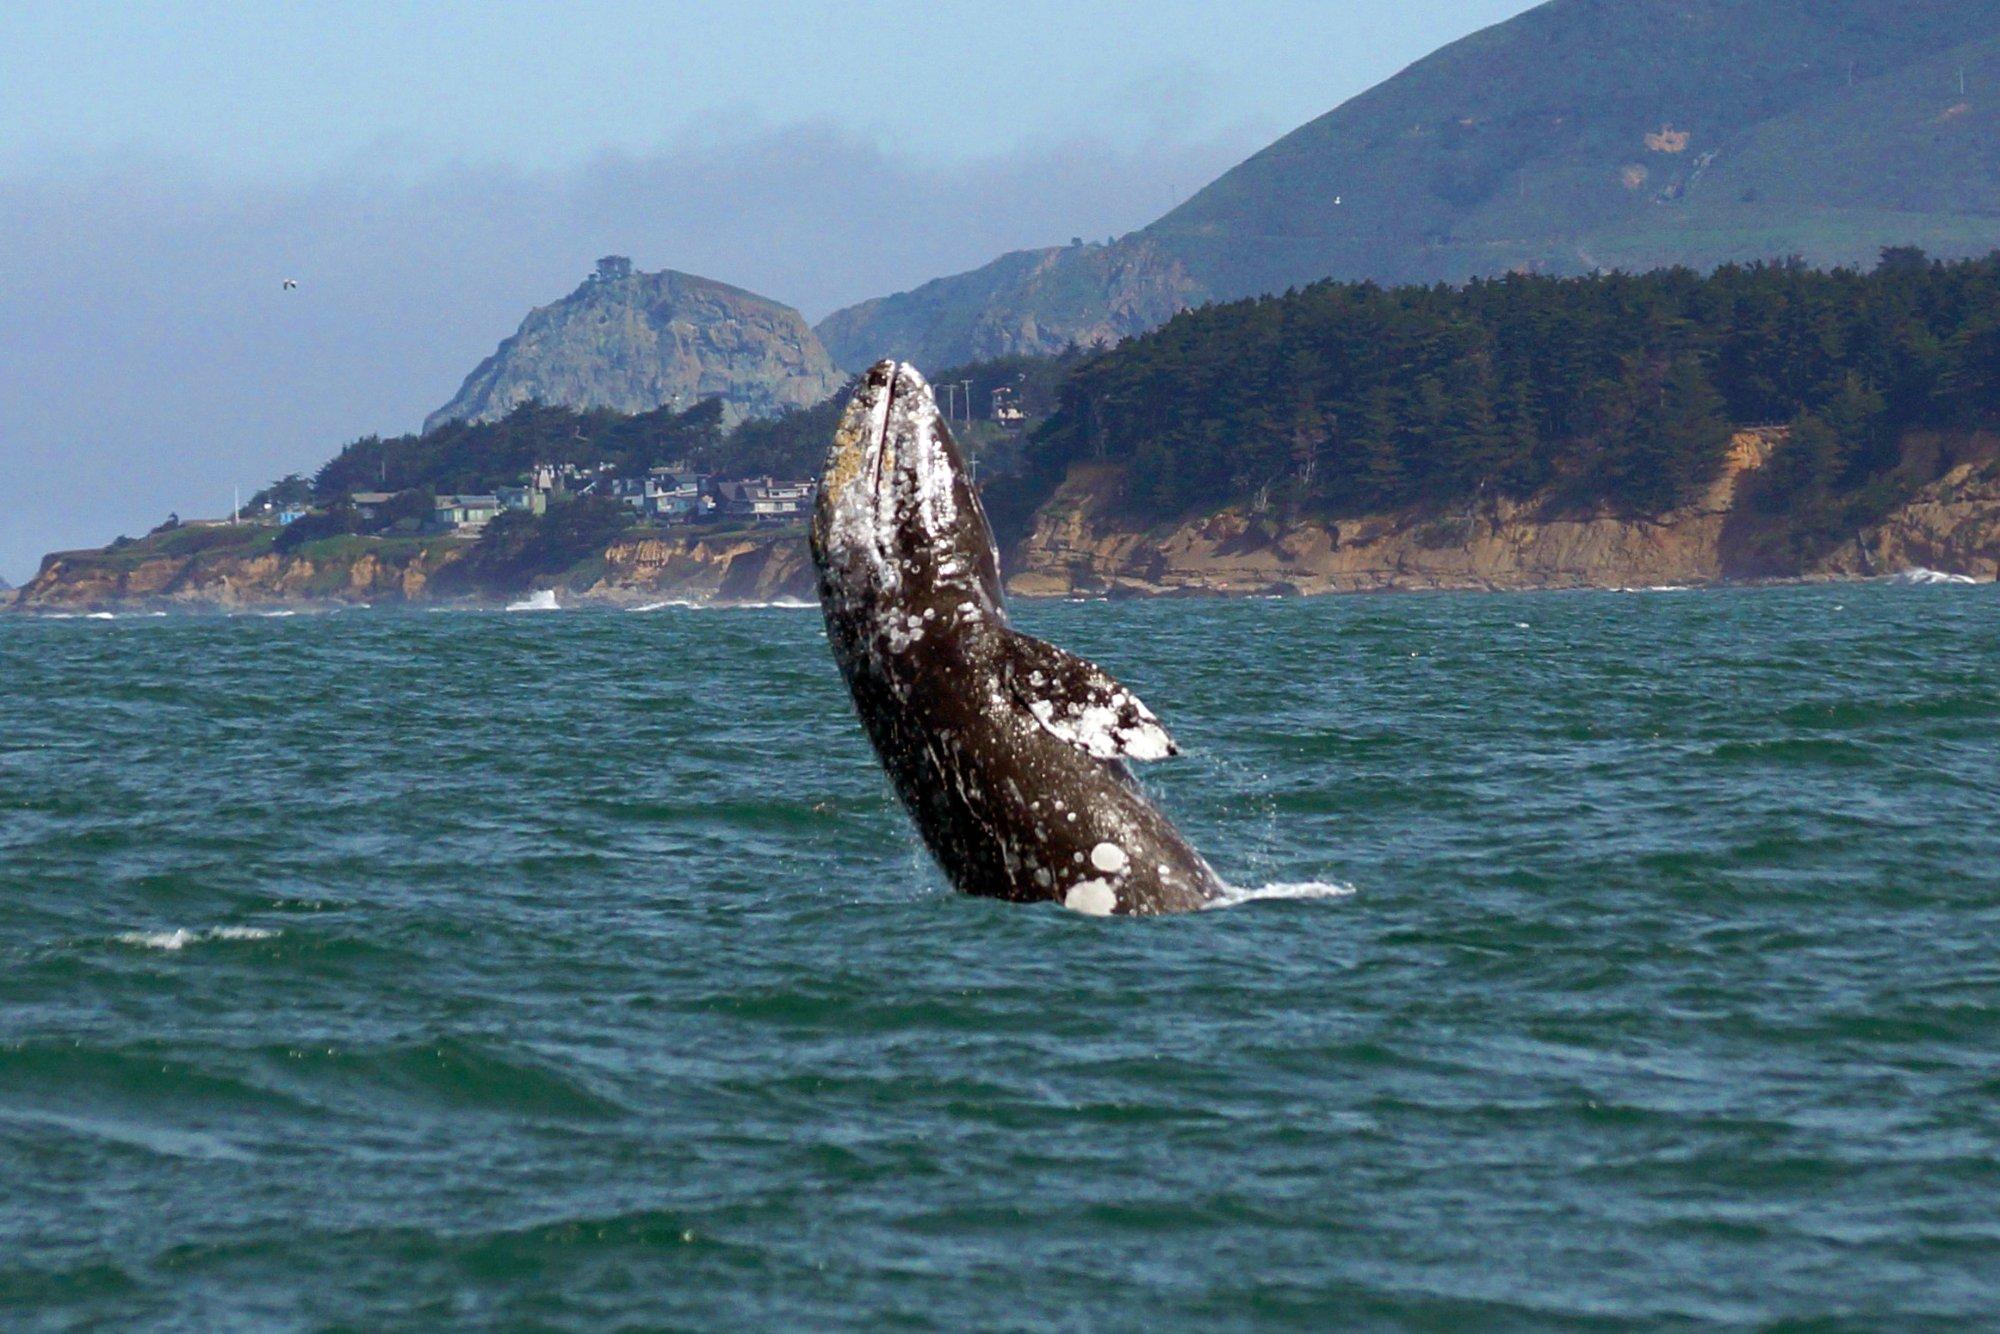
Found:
497,485 -> 547,516
431,494 -> 503,534
276,506 -> 310,525
990,385 -> 1027,431
644,472 -> 710,521
715,477 -> 816,522
350,491 -> 396,520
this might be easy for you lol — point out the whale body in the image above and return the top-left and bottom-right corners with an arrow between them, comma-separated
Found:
810,360 -> 1223,916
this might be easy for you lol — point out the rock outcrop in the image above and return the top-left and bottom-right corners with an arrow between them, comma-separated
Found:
427,264 -> 845,431
581,532 -> 813,605
1821,457 -> 2000,581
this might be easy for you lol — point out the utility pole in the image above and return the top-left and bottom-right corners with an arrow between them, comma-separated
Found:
960,380 -> 973,427
941,383 -> 955,421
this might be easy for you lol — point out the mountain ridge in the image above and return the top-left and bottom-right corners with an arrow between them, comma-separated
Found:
816,0 -> 2000,372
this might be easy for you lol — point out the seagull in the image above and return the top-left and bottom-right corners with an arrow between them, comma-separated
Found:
282,278 -> 298,290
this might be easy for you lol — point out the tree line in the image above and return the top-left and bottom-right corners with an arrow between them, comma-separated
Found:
993,249 -> 2000,555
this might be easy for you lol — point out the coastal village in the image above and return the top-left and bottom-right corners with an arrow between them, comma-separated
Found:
261,463 -> 818,538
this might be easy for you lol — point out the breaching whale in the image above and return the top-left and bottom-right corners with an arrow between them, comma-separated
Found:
811,360 -> 1224,916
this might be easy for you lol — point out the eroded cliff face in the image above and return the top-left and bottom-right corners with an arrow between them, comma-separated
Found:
14,541 -> 462,611
1818,458 -> 2000,581
11,530 -> 814,612
582,533 -> 814,604
1006,433 -> 2000,597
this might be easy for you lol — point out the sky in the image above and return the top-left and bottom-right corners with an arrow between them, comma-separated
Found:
0,0 -> 1538,583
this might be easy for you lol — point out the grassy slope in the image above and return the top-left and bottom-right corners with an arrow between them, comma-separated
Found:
817,0 -> 2000,369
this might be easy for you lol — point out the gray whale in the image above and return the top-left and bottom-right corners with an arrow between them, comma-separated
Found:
810,361 -> 1223,916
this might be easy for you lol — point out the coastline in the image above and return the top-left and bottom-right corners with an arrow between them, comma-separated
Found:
12,435 -> 1999,614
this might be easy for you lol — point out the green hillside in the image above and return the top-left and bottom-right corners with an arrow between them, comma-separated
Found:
818,0 -> 2000,372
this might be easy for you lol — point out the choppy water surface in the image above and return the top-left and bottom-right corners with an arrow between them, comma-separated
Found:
3,586 -> 1997,1328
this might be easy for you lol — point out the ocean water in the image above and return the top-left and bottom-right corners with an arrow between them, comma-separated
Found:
3,585 -> 1997,1329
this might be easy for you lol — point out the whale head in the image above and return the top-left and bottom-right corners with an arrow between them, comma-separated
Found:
811,360 -> 1003,614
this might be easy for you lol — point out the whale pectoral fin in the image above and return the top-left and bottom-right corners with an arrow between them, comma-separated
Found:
1000,632 -> 1179,762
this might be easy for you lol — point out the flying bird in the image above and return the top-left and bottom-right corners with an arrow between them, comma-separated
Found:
282,278 -> 298,290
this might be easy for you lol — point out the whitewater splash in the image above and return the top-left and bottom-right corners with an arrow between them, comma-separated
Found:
1892,568 -> 1982,586
1204,880 -> 1357,910
506,590 -> 562,612
116,926 -> 280,951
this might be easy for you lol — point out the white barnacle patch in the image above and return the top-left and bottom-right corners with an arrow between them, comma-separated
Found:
1091,842 -> 1130,875
1063,879 -> 1118,916
1004,641 -> 1178,763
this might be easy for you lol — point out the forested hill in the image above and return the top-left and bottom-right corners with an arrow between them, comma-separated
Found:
819,0 -> 2000,372
989,250 -> 2000,565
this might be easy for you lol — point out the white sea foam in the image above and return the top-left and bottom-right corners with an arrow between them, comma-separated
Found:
1205,880 -> 1357,910
1892,568 -> 1980,586
506,589 -> 562,612
85,612 -> 116,620
628,600 -> 699,613
116,926 -> 280,950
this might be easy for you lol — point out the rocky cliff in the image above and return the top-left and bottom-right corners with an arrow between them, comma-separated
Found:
427,266 -> 845,431
11,528 -> 815,613
1006,434 -> 2000,597
581,532 -> 813,605
14,537 -> 464,612
1822,457 -> 2000,580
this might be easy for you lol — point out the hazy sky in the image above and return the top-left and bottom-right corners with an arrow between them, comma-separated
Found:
0,0 -> 1537,582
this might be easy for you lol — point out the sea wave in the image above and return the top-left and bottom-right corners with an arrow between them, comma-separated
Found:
1892,568 -> 1982,586
114,926 -> 281,951
1206,880 -> 1357,909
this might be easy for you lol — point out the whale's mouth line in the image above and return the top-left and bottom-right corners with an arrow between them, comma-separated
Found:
869,365 -> 901,531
